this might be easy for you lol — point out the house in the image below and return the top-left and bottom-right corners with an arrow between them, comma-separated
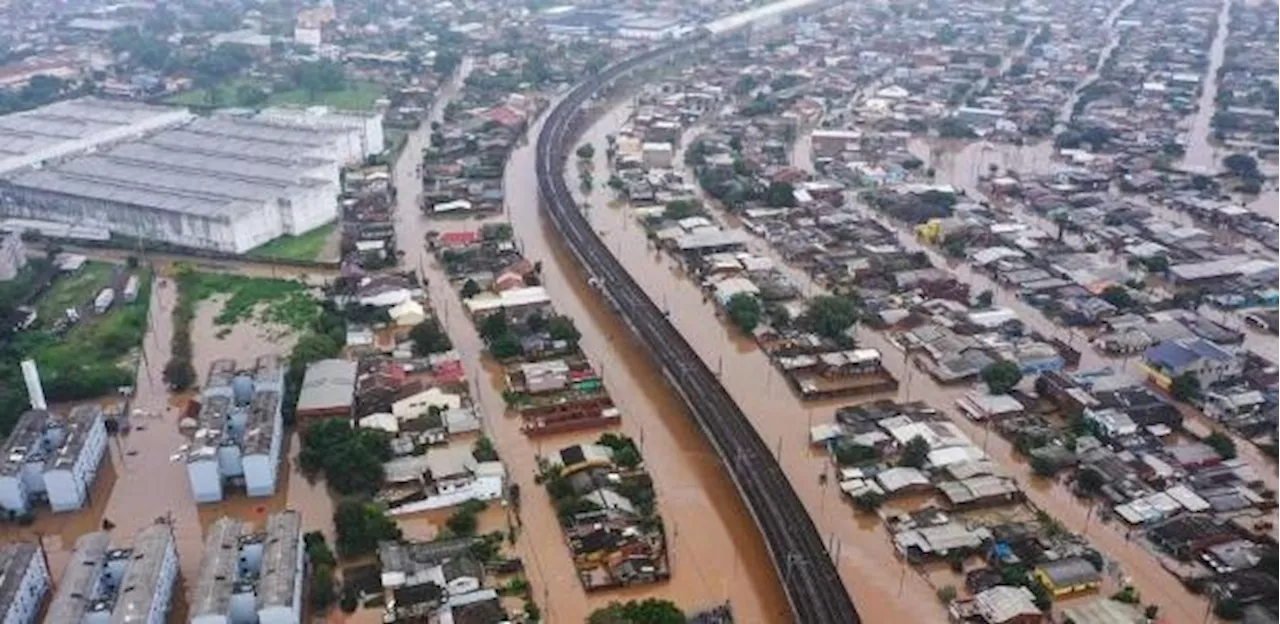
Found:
1032,557 -> 1101,597
389,300 -> 428,327
391,386 -> 463,420
295,359 -> 358,422
958,585 -> 1043,624
1141,338 -> 1242,388
1061,599 -> 1145,624
1084,408 -> 1138,439
442,556 -> 484,596
357,274 -> 418,307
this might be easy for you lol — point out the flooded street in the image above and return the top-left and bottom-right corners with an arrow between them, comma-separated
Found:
1058,0 -> 1139,127
390,71 -> 788,621
550,94 -> 1231,622
1182,0 -> 1233,172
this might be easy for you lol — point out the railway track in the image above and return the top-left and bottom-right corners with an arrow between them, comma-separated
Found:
534,39 -> 861,624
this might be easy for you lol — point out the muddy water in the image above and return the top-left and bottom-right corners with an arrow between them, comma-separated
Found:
1182,0 -> 1233,173
560,96 -> 1228,622
389,72 -> 789,621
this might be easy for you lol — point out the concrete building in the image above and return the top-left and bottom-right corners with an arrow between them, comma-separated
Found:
0,98 -> 193,175
0,362 -> 108,516
187,357 -> 284,503
294,359 -> 357,423
0,232 -> 25,281
256,107 -> 385,161
190,511 -> 304,624
0,541 -> 51,624
45,524 -> 179,624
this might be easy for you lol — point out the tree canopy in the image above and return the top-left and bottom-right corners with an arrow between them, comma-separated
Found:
587,599 -> 685,624
981,361 -> 1024,395
334,501 -> 402,558
898,435 -> 930,468
1169,372 -> 1202,403
410,319 -> 453,355
725,292 -> 761,333
799,295 -> 860,340
300,419 -> 391,495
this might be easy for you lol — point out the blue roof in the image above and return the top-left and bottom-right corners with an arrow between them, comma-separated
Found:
1144,339 -> 1232,371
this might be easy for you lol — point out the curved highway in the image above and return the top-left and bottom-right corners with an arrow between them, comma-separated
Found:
534,39 -> 861,624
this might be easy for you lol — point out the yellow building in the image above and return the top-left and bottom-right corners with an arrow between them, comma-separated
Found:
1033,557 -> 1102,597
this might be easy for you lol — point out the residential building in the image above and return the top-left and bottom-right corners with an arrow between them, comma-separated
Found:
186,357 -> 284,503
0,385 -> 108,515
1142,338 -> 1243,388
0,541 -> 50,624
0,232 -> 25,281
190,511 -> 304,624
294,359 -> 357,423
950,585 -> 1043,624
45,524 -> 178,624
1032,557 -> 1101,597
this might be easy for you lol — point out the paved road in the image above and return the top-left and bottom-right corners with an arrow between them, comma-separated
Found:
534,41 -> 861,624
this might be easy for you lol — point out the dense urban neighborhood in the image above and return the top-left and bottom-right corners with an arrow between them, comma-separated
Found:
0,0 -> 1275,623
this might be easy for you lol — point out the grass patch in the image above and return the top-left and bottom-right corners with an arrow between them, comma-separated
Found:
176,269 -> 318,330
166,79 -> 385,111
35,261 -> 115,320
247,222 -> 337,262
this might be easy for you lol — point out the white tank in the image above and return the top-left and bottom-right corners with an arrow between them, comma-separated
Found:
20,359 -> 46,411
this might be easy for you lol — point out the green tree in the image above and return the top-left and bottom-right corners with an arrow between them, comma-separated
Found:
587,599 -> 686,624
898,435 -> 930,468
1205,431 -> 1238,460
763,180 -> 797,207
489,332 -> 522,359
478,312 -> 510,342
853,491 -> 885,512
1223,153 -> 1259,179
163,358 -> 196,391
975,290 -> 994,308
473,436 -> 499,462
1170,372 -> 1202,403
299,419 -> 390,495
1214,598 -> 1244,620
1076,466 -> 1104,493
235,84 -> 268,108
461,278 -> 482,299
981,361 -> 1024,395
334,501 -> 402,558
1100,285 -> 1136,310
725,292 -> 761,333
663,199 -> 701,220
834,442 -> 878,465
936,585 -> 958,603
547,315 -> 581,344
309,563 -> 336,609
410,319 -> 453,355
576,143 -> 595,159
800,295 -> 860,340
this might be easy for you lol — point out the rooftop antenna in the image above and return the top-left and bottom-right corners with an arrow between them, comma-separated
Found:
21,359 -> 47,411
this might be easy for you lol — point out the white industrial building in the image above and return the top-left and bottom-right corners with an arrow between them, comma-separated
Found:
0,97 -> 193,175
45,523 -> 179,624
187,356 -> 284,503
190,510 -> 304,624
0,361 -> 108,516
0,100 -> 384,253
0,541 -> 50,624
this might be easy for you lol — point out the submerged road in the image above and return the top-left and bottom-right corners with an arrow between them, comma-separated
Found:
534,43 -> 860,624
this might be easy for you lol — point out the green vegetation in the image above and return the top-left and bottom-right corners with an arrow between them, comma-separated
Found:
663,199 -> 702,220
587,599 -> 685,624
410,319 -> 453,356
834,441 -> 879,466
166,269 -> 318,391
763,180 -> 797,208
799,295 -> 860,341
281,305 -> 346,423
1205,431 -> 1238,460
246,223 -> 337,261
853,491 -> 885,512
334,501 -> 402,558
305,532 -> 337,610
473,436 -> 499,462
1170,373 -> 1202,403
445,500 -> 489,536
981,361 -> 1024,395
1111,585 -> 1140,604
725,293 -> 761,333
576,143 -> 595,159
936,585 -> 957,604
898,435 -> 930,469
167,78 -> 385,111
300,419 -> 392,495
1,271 -> 151,432
35,261 -> 114,320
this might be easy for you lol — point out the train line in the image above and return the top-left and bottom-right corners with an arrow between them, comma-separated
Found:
534,38 -> 861,624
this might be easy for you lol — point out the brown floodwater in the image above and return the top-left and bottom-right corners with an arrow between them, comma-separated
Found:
544,96 -> 1238,623
389,69 -> 789,621
1182,0 -> 1232,173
